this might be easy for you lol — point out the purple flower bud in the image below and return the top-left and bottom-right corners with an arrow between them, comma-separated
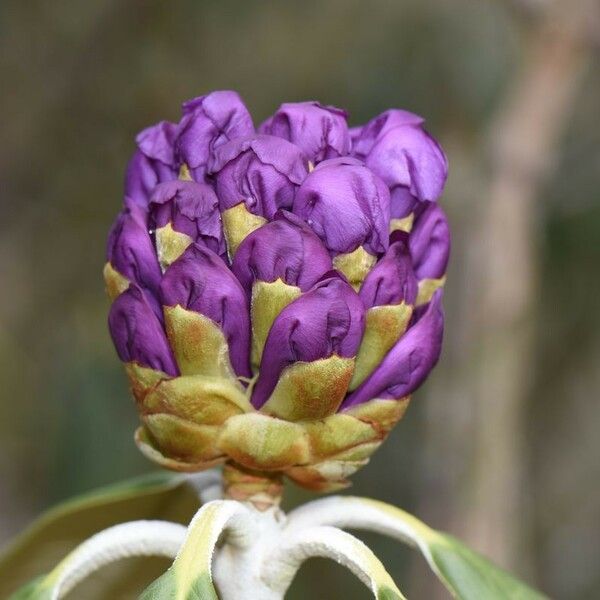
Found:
259,101 -> 350,164
160,243 -> 251,377
124,121 -> 178,207
359,233 -> 418,308
107,92 -> 450,484
251,275 -> 365,409
342,290 -> 444,408
175,90 -> 255,181
409,203 -> 451,280
106,204 -> 161,294
292,158 -> 390,256
212,134 -> 308,220
352,110 -> 448,218
108,284 -> 178,376
149,180 -> 225,257
231,210 -> 332,292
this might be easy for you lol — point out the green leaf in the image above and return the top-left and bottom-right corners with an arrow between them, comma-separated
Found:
4,482 -> 548,599
287,497 -> 548,600
140,569 -> 218,600
428,531 -> 546,600
6,576 -> 49,600
372,502 -> 546,600
140,501 -> 248,600
1,471 -> 199,598
274,525 -> 407,599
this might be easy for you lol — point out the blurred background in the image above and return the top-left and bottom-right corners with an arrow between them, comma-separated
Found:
1,0 -> 599,597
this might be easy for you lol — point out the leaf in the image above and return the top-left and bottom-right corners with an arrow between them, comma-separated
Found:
0,471 -> 199,598
427,531 -> 546,600
143,505 -> 407,599
139,500 -> 249,600
285,496 -> 547,600
268,525 -> 407,600
4,481 -> 548,599
8,520 -> 187,600
7,577 -> 49,600
139,569 -> 218,600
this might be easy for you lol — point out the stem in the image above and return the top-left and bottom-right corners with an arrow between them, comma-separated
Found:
212,504 -> 286,600
222,462 -> 283,511
185,468 -> 223,504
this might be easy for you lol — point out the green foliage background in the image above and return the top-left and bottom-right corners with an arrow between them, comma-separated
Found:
0,1 -> 598,598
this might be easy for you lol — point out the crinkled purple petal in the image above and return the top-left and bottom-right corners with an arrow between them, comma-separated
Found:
149,180 -> 225,256
351,110 -> 425,159
409,203 -> 451,280
351,109 -> 448,216
137,120 -> 178,164
175,90 -> 255,181
124,121 -> 178,207
313,156 -> 364,169
231,210 -> 332,293
212,134 -> 308,219
342,290 -> 444,408
106,204 -> 161,295
251,274 -> 365,409
160,243 -> 251,377
292,158 -> 390,255
360,233 -> 418,307
108,284 -> 178,376
259,101 -> 350,163
366,126 -> 447,201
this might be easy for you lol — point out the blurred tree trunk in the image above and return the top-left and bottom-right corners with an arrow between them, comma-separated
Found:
415,1 -> 594,595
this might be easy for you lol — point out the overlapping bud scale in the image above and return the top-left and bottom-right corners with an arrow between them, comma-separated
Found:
106,91 -> 450,492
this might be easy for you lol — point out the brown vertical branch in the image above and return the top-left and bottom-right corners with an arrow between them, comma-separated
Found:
465,0 -> 592,570
414,1 -> 595,595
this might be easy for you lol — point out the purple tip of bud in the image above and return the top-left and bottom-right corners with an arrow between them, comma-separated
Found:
251,274 -> 365,409
175,90 -> 255,181
106,204 -> 162,295
108,284 -> 178,376
160,243 -> 251,377
313,155 -> 363,169
351,109 -> 448,215
149,180 -> 225,257
231,210 -> 332,293
409,203 -> 451,280
351,110 -> 425,159
124,121 -> 179,208
292,157 -> 390,256
137,120 -> 178,165
349,124 -> 363,147
211,134 -> 308,220
342,289 -> 444,408
259,101 -> 350,164
360,233 -> 418,308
